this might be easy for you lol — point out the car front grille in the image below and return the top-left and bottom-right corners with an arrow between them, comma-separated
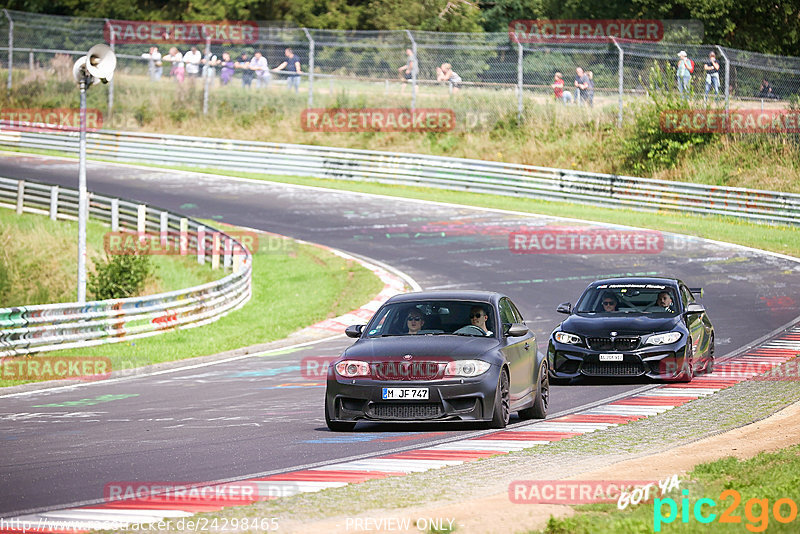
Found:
370,403 -> 442,419
371,361 -> 444,381
582,362 -> 645,376
587,336 -> 640,351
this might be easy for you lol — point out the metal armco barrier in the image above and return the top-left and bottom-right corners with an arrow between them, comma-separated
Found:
1,127 -> 798,225
0,176 -> 252,357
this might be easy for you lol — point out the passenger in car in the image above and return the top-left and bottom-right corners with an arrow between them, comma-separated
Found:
469,306 -> 492,334
647,291 -> 674,312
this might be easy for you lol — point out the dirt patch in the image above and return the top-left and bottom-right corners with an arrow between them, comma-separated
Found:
283,399 -> 800,534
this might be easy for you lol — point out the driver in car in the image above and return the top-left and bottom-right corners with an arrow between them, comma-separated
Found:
600,293 -> 618,312
405,311 -> 425,334
469,306 -> 493,335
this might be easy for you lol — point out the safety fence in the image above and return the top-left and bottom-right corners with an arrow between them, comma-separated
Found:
1,10 -> 798,128
0,175 -> 253,357
1,128 -> 798,226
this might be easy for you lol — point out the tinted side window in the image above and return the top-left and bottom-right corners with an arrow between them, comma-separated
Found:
499,298 -> 515,330
509,300 -> 525,323
680,285 -> 694,307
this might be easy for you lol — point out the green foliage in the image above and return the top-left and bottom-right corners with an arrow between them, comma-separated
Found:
618,60 -> 717,174
88,250 -> 152,300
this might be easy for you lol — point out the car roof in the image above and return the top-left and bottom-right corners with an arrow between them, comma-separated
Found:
588,277 -> 681,287
385,290 -> 503,305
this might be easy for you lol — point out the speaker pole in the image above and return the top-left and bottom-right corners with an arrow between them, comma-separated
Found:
77,75 -> 88,303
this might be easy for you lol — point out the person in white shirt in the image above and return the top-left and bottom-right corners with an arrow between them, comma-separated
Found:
250,51 -> 270,88
183,46 -> 202,78
141,46 -> 162,81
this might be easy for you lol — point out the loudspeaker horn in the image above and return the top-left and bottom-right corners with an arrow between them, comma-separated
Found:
85,44 -> 117,84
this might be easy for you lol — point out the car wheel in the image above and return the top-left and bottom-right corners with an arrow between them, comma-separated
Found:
676,342 -> 695,383
325,401 -> 356,432
698,334 -> 715,375
519,362 -> 549,420
488,369 -> 510,429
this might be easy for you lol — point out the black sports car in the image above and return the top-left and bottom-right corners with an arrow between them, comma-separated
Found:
548,277 -> 714,383
325,291 -> 549,431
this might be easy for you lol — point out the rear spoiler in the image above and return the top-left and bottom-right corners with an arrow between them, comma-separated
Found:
689,287 -> 704,298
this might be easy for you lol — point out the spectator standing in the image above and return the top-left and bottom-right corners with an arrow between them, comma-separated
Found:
676,51 -> 693,97
250,52 -> 270,88
704,51 -> 720,100
184,46 -> 202,78
436,63 -> 462,93
586,71 -> 595,107
273,48 -> 302,93
237,52 -> 254,88
574,67 -> 589,104
398,48 -> 418,94
201,50 -> 219,81
219,52 -> 235,86
141,46 -> 162,81
163,47 -> 184,84
552,72 -> 573,103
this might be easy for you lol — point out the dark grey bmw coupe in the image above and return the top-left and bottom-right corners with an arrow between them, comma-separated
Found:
325,291 -> 549,431
548,277 -> 715,383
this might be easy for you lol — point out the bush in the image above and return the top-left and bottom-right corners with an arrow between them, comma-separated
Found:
88,251 -> 152,300
618,60 -> 717,174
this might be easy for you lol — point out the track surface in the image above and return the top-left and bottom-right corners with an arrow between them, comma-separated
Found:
1,154 -> 799,516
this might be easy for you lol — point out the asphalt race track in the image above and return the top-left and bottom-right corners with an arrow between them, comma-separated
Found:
1,154 -> 799,516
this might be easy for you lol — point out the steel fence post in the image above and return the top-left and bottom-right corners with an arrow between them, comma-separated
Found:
111,198 -> 119,231
517,42 -> 523,122
612,37 -> 624,127
406,30 -> 417,111
16,180 -> 24,215
105,19 -> 115,123
302,27 -> 314,107
202,36 -> 211,115
50,185 -> 58,220
4,9 -> 12,90
716,45 -> 730,113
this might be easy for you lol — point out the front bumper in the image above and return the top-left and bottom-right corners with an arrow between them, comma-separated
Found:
548,340 -> 689,380
325,367 -> 501,423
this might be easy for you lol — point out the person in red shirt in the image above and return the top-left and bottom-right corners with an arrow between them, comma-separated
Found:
552,72 -> 573,104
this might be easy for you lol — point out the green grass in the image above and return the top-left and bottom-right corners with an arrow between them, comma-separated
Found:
0,207 -> 222,307
0,226 -> 384,387
533,444 -> 800,533
2,69 -> 798,192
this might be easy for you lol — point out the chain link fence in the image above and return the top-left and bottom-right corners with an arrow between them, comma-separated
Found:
1,10 -> 799,132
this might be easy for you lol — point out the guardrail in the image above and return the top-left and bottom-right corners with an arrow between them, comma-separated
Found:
0,176 -> 252,357
1,127 -> 798,226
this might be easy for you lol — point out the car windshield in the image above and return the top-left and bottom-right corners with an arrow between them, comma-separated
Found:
365,300 -> 496,337
575,284 -> 680,315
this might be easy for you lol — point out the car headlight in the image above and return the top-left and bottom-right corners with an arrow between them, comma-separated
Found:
554,331 -> 582,345
645,332 -> 682,345
335,360 -> 371,378
444,360 -> 491,377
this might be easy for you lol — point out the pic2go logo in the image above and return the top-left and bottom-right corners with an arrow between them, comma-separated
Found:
654,489 -> 799,532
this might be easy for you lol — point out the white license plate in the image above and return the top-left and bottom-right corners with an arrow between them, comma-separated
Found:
382,387 -> 429,400
599,353 -> 624,362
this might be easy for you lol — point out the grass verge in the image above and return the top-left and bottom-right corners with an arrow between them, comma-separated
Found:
0,207 -> 222,306
535,443 -> 800,533
0,221 -> 385,388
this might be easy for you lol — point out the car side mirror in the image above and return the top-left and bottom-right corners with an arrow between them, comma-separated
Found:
506,323 -> 529,337
345,324 -> 365,338
684,303 -> 705,315
556,302 -> 572,314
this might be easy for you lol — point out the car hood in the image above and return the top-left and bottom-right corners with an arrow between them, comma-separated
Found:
343,335 -> 498,361
559,314 -> 681,336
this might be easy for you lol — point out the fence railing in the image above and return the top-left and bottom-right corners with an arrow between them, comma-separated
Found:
1,10 -> 799,128
1,128 -> 798,226
0,175 -> 253,357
